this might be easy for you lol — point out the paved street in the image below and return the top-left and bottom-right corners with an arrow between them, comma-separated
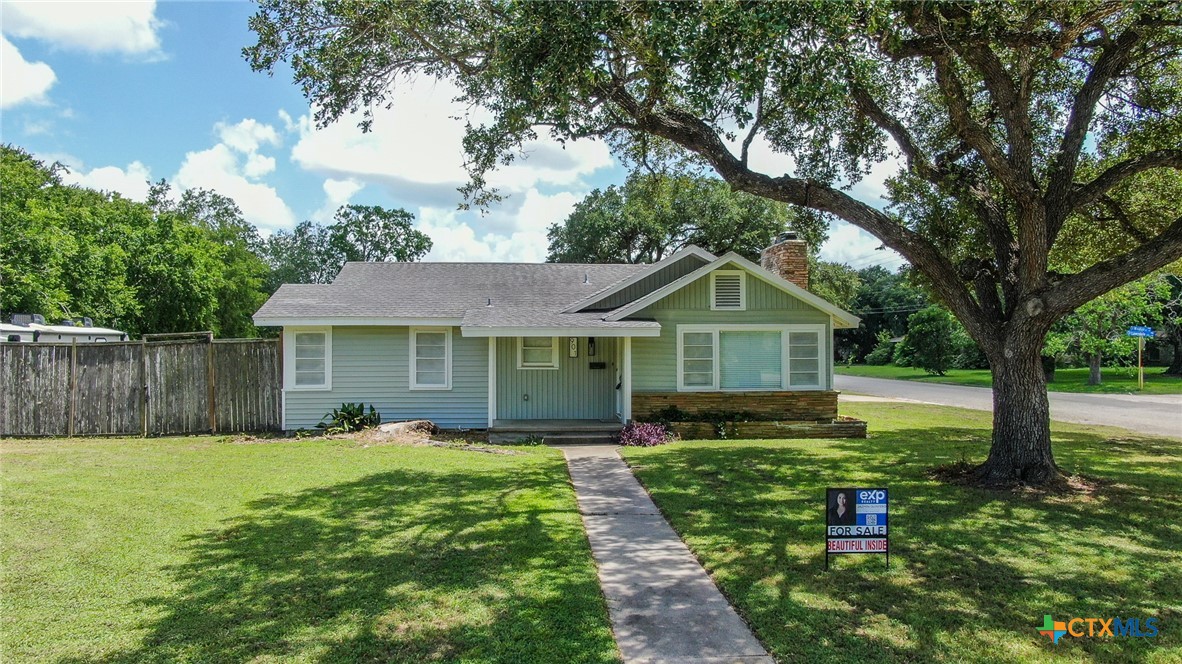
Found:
835,375 -> 1182,439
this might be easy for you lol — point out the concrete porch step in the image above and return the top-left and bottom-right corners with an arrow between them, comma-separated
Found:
489,420 -> 622,445
543,433 -> 618,446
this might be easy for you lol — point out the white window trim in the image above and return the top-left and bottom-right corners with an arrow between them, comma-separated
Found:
676,324 -> 826,392
284,326 -> 332,391
410,326 -> 452,390
517,336 -> 560,370
710,270 -> 746,311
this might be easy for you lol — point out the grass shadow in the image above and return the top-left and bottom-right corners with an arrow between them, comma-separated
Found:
622,410 -> 1181,663
60,464 -> 619,663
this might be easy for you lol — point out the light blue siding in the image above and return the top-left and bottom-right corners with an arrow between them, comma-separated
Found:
629,268 -> 832,392
496,337 -> 618,420
284,326 -> 488,429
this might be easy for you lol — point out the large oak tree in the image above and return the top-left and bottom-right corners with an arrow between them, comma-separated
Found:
247,1 -> 1182,485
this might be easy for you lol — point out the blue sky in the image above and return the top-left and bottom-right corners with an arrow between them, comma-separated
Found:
2,1 -> 902,268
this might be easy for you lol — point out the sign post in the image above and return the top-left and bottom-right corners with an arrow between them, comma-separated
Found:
1126,326 -> 1155,391
825,487 -> 889,570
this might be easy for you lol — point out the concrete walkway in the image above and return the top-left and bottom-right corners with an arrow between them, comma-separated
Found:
561,445 -> 773,664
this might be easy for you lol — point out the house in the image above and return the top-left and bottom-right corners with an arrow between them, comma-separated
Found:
253,234 -> 861,438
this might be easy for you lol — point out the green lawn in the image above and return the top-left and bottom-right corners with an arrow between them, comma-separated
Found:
1,436 -> 619,664
621,402 -> 1181,663
836,363 -> 1182,394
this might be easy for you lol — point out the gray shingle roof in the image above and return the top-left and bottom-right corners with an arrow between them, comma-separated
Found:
254,262 -> 650,321
460,307 -> 659,330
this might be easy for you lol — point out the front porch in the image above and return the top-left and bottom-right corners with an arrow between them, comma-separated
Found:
487,336 -> 634,427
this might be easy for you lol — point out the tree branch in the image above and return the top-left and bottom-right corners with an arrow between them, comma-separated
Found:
1044,213 -> 1182,317
848,83 -> 940,184
1045,25 -> 1143,238
1069,149 -> 1182,212
929,51 -> 1035,202
740,89 -> 763,167
1098,195 -> 1151,243
594,79 -> 995,344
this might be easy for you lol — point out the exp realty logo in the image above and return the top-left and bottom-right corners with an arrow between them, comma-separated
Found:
1038,614 -> 1159,644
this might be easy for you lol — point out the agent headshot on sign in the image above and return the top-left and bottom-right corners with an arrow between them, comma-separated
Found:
829,491 -> 856,525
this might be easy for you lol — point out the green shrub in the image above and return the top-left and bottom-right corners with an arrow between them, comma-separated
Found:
316,403 -> 381,434
864,331 -> 895,365
892,334 -> 915,367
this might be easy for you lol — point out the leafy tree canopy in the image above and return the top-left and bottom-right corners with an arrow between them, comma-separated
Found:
546,171 -> 816,263
906,305 -> 958,376
262,204 -> 432,292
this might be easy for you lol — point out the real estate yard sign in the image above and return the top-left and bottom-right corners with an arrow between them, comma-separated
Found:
825,488 -> 888,569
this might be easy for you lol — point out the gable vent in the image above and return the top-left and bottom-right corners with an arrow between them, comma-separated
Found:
711,271 -> 745,310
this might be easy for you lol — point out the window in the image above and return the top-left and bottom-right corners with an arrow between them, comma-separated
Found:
286,328 -> 331,390
720,331 -> 781,389
518,336 -> 559,369
411,327 -> 451,390
681,332 -> 715,387
711,271 -> 746,310
788,331 -> 821,387
678,325 -> 824,391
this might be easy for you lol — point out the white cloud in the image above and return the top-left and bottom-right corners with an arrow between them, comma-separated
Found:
243,153 -> 276,179
0,35 -> 56,108
418,188 -> 582,262
311,178 -> 365,223
1,1 -> 162,55
216,118 -> 281,155
61,160 -> 153,201
277,109 -> 297,133
818,220 -> 905,269
289,78 -> 613,208
174,119 -> 296,232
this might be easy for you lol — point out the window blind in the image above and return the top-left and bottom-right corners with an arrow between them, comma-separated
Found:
720,331 -> 782,389
293,332 -> 326,386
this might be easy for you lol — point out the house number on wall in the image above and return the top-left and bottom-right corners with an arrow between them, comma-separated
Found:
568,337 -> 578,358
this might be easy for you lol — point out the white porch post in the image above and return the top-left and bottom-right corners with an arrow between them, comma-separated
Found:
622,337 -> 633,423
487,337 -> 497,428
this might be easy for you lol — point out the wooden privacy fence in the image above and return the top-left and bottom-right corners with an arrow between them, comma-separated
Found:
0,337 -> 281,437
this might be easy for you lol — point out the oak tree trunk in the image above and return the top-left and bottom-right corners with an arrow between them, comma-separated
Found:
1088,353 -> 1103,385
975,333 -> 1061,486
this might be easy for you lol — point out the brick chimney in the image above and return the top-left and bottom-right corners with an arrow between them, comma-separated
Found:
760,232 -> 809,290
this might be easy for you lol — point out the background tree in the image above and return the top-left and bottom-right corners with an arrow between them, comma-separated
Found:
809,261 -> 861,315
327,204 -> 432,263
148,184 -> 269,338
261,221 -> 340,291
262,205 -> 432,292
1045,278 -> 1166,385
1,146 -> 271,338
1159,274 -> 1182,376
1,146 -> 139,324
906,305 -> 957,376
547,171 -> 812,263
247,1 -> 1182,486
548,170 -> 859,310
841,265 -> 930,360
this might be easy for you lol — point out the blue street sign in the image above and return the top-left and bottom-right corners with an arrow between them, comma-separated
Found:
1127,326 -> 1155,338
